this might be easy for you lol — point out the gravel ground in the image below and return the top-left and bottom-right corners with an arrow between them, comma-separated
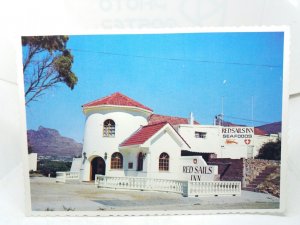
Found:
30,177 -> 279,211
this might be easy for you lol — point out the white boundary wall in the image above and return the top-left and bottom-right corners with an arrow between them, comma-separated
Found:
28,153 -> 37,171
95,175 -> 241,197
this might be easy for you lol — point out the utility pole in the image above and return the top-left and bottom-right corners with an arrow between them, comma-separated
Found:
251,96 -> 254,127
221,96 -> 224,126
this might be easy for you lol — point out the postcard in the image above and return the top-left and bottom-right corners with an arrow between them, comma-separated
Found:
21,27 -> 289,216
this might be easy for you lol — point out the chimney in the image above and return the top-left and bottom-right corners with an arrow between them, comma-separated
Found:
189,112 -> 194,125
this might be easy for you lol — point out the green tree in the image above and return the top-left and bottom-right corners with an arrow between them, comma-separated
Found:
256,139 -> 281,160
37,160 -> 72,177
22,36 -> 78,105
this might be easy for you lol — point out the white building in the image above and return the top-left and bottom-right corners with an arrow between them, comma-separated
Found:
28,153 -> 37,171
78,92 -> 278,181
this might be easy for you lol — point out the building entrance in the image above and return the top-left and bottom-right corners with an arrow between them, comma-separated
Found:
90,156 -> 106,180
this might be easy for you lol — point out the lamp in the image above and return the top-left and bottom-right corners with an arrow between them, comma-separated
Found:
142,153 -> 147,159
82,152 -> 87,164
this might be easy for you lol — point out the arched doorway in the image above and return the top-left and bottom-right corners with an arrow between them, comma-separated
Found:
90,157 -> 106,180
137,152 -> 144,171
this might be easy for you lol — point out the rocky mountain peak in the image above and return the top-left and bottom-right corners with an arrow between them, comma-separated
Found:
27,126 -> 82,159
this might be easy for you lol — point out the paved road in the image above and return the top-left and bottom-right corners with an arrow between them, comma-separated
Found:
30,177 -> 279,211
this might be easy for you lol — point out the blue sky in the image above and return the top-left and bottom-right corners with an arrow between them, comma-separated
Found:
24,32 -> 284,143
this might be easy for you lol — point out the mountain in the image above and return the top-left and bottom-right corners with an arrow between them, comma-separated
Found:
27,126 -> 82,158
256,122 -> 282,135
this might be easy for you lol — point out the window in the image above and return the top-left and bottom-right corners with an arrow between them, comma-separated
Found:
103,119 -> 115,137
159,152 -> 169,171
110,152 -> 123,169
128,162 -> 133,169
137,152 -> 144,171
195,131 -> 206,139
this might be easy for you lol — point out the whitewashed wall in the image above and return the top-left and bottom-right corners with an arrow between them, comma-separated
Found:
119,128 -> 184,180
70,158 -> 82,172
220,145 -> 248,159
177,125 -> 221,156
28,153 -> 37,172
121,150 -> 140,177
145,130 -> 182,180
81,107 -> 149,181
179,156 -> 218,181
178,124 -> 279,159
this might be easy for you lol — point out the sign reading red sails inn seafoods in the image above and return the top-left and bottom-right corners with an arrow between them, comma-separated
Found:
222,127 -> 254,146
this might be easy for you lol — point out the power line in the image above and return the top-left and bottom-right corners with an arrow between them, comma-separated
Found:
71,48 -> 282,69
223,115 -> 274,124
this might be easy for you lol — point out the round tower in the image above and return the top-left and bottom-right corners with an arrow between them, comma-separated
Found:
80,92 -> 152,181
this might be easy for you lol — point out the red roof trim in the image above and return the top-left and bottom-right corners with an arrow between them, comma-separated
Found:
120,122 -> 167,147
82,92 -> 153,112
119,122 -> 190,148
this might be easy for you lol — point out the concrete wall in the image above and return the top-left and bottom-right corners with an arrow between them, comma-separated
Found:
220,145 -> 249,159
70,158 -> 82,172
28,153 -> 37,171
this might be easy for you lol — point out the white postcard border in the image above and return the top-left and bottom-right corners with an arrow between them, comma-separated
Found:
18,26 -> 289,217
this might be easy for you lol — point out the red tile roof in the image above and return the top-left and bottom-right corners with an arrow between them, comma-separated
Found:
120,122 -> 167,147
254,127 -> 267,136
82,92 -> 153,112
148,114 -> 200,125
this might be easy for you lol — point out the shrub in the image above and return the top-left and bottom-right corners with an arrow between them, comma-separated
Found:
37,160 -> 71,177
256,139 -> 281,160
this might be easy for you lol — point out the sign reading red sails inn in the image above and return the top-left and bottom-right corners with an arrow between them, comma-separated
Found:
222,127 -> 254,145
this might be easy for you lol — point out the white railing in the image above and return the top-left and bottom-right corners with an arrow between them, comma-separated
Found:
95,175 -> 241,197
188,181 -> 241,197
56,171 -> 80,183
95,175 -> 188,195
